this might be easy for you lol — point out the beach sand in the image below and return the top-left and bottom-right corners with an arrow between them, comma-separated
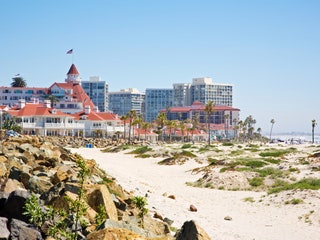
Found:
71,146 -> 320,240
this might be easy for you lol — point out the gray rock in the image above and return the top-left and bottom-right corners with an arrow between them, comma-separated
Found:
0,190 -> 31,222
0,192 -> 9,209
163,217 -> 174,226
0,217 -> 10,239
28,176 -> 53,194
10,218 -> 43,240
8,166 -> 22,181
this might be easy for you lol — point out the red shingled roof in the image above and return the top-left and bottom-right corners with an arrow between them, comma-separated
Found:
8,103 -> 69,117
71,111 -> 121,121
48,82 -> 96,110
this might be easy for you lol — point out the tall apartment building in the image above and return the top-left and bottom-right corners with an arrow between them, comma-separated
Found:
108,88 -> 145,116
173,83 -> 191,106
81,76 -> 109,112
190,77 -> 233,106
145,88 -> 173,122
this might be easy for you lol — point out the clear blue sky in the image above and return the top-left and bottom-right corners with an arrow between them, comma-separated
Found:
1,0 -> 319,134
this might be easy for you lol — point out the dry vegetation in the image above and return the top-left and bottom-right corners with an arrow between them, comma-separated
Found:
113,142 -> 320,195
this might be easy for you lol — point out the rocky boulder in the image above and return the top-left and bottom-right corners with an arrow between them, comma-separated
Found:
175,220 -> 211,240
87,184 -> 118,221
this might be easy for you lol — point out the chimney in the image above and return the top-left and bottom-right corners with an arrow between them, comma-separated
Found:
44,100 -> 51,108
18,99 -> 26,109
85,105 -> 91,114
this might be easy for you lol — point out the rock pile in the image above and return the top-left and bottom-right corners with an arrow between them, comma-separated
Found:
43,136 -> 144,149
0,136 -> 210,240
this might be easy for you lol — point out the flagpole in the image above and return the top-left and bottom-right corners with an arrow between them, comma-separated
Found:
66,49 -> 74,64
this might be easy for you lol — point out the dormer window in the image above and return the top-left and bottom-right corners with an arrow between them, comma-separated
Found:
81,115 -> 87,120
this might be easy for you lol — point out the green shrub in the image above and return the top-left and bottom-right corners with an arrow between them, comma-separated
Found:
222,142 -> 234,146
243,197 -> 255,203
23,194 -> 47,228
246,144 -> 260,148
136,154 -> 151,158
248,177 -> 264,187
268,178 -> 320,194
291,198 -> 304,205
180,150 -> 197,158
259,148 -> 296,157
95,205 -> 107,227
263,158 -> 281,164
132,196 -> 148,228
181,143 -> 192,149
256,167 -> 283,178
208,158 -> 218,165
230,150 -> 244,156
245,160 -> 267,168
128,146 -> 152,154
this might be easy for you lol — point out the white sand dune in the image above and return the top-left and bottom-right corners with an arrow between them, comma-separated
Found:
70,147 -> 320,240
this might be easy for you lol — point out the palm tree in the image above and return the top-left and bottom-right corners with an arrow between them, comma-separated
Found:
232,118 -> 239,140
120,115 -> 129,140
224,113 -> 230,139
179,120 -> 186,142
190,113 -> 199,142
11,76 -> 27,87
127,110 -> 137,142
270,119 -> 275,142
142,122 -> 151,141
155,112 -> 167,142
257,127 -> 262,141
245,115 -> 256,139
204,101 -> 215,145
133,114 -> 143,141
166,120 -> 174,142
45,94 -> 60,108
312,119 -> 317,144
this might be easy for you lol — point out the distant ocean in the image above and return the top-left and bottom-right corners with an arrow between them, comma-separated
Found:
265,133 -> 320,144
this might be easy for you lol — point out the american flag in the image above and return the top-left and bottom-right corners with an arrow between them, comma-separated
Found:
66,49 -> 73,54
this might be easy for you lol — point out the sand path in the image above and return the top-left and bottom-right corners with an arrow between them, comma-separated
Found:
71,147 -> 320,240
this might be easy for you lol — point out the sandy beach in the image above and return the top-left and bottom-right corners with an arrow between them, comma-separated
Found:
70,145 -> 320,240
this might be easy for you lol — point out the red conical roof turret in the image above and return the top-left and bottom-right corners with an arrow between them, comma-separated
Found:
67,64 -> 79,75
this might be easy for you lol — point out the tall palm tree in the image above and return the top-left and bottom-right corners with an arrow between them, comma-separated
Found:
204,101 -> 215,145
166,120 -> 174,142
245,115 -> 256,139
312,119 -> 317,144
156,112 -> 167,142
257,127 -> 262,141
127,110 -> 137,142
142,122 -> 151,141
190,113 -> 199,142
270,119 -> 275,142
232,118 -> 239,140
133,114 -> 143,141
179,120 -> 186,142
11,76 -> 27,87
120,115 -> 129,140
224,113 -> 230,139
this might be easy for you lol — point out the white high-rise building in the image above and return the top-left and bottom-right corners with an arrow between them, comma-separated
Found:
81,76 -> 109,112
108,88 -> 145,116
145,88 -> 173,122
173,83 -> 191,106
190,77 -> 233,106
